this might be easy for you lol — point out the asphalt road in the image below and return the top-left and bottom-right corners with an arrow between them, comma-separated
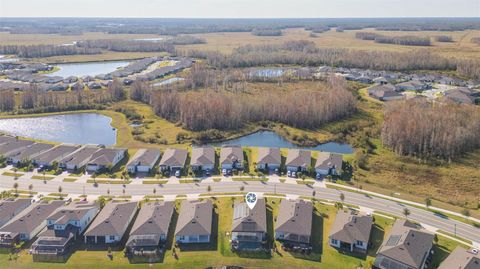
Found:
1,176 -> 479,245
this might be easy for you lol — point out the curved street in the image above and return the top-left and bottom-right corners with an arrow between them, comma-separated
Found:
1,172 -> 479,247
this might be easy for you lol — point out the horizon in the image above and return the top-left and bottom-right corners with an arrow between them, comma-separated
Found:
1,0 -> 478,18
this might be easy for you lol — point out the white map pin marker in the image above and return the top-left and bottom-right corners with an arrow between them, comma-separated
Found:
245,192 -> 258,209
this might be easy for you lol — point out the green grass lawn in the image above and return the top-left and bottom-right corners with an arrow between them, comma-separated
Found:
142,180 -> 168,184
232,177 -> 269,182
2,172 -> 24,177
62,178 -> 78,182
0,196 -> 465,269
31,175 -> 55,180
86,179 -> 131,185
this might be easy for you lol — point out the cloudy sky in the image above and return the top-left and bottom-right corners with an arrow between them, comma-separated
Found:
0,0 -> 479,18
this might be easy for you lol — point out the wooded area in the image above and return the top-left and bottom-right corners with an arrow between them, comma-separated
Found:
382,99 -> 480,161
149,76 -> 355,131
0,44 -> 101,58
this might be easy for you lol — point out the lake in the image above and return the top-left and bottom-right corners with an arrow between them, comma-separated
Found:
47,61 -> 130,78
204,131 -> 354,154
0,113 -> 117,145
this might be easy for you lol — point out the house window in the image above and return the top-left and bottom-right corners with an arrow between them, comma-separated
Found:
331,239 -> 338,245
179,236 -> 185,241
278,233 -> 284,239
109,235 -> 115,241
356,240 -> 363,247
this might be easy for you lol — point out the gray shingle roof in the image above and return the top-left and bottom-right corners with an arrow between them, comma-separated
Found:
88,148 -> 126,166
0,198 -> 31,227
256,147 -> 281,165
175,200 -> 212,237
84,202 -> 137,237
438,247 -> 480,269
159,148 -> 188,167
127,149 -> 161,167
220,146 -> 243,165
60,146 -> 99,167
329,210 -> 373,244
7,143 -> 54,161
190,147 -> 215,166
286,149 -> 311,167
34,145 -> 80,164
315,152 -> 343,170
0,200 -> 64,236
0,139 -> 35,156
47,201 -> 99,224
275,199 -> 312,238
376,219 -> 434,269
129,201 -> 174,237
232,199 -> 266,233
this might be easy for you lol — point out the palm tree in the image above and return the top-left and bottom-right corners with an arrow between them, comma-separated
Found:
28,184 -> 33,197
13,182 -> 18,196
403,208 -> 411,219
207,185 -> 212,192
107,189 -> 110,196
58,186 -> 63,199
340,193 -> 345,203
13,167 -> 18,180
153,188 -> 156,195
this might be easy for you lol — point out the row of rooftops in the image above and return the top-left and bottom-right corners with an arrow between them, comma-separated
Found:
160,146 -> 342,170
0,197 -> 477,269
0,134 -> 126,169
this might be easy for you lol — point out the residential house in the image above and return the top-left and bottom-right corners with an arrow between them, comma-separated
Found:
368,84 -> 404,101
59,146 -> 99,171
33,145 -> 80,167
158,148 -> 188,172
6,143 -> 54,165
437,247 -> 480,269
256,147 -> 281,171
30,201 -> 100,257
125,201 -> 175,256
220,145 -> 244,170
190,147 -> 215,172
0,198 -> 31,228
0,139 -> 35,157
315,152 -> 343,176
444,87 -> 477,104
329,210 -> 373,253
285,149 -> 311,172
373,77 -> 389,85
86,148 -> 127,172
0,200 -> 64,247
275,200 -> 313,246
395,81 -> 429,91
84,201 -> 137,244
175,200 -> 212,244
231,199 -> 267,251
126,149 -> 161,173
374,219 -> 434,269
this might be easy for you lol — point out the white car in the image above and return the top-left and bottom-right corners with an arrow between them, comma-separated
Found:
291,171 -> 297,178
174,170 -> 181,177
222,169 -> 227,176
287,170 -> 291,177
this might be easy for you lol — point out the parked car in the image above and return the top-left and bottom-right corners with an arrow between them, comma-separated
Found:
222,169 -> 227,176
316,173 -> 322,180
205,169 -> 211,176
175,170 -> 181,177
274,168 -> 279,175
287,170 -> 291,177
291,171 -> 297,178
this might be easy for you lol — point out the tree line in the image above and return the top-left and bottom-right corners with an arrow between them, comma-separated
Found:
181,40 -> 480,78
149,76 -> 356,131
0,44 -> 101,58
356,32 -> 431,46
382,99 -> 480,161
0,80 -> 126,113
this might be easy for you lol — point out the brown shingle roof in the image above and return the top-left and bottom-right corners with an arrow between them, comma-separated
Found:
256,147 -> 281,165
275,199 -> 312,238
159,148 -> 188,167
190,147 -> 215,166
175,200 -> 212,237
329,210 -> 373,244
232,199 -> 266,233
376,219 -> 434,269
127,149 -> 160,167
315,152 -> 343,170
220,146 -> 243,165
0,198 -> 31,227
129,201 -> 174,236
286,149 -> 311,167
84,201 -> 137,237
438,247 -> 480,269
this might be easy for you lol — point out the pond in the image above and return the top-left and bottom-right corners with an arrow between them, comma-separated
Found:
203,131 -> 354,154
47,61 -> 130,78
0,113 -> 117,146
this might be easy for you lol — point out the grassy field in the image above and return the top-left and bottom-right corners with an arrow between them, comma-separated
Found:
0,197 -> 464,269
177,28 -> 480,60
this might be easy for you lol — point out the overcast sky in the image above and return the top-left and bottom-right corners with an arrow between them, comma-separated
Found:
0,0 -> 479,18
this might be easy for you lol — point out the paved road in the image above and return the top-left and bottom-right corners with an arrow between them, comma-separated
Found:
1,176 -> 479,245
